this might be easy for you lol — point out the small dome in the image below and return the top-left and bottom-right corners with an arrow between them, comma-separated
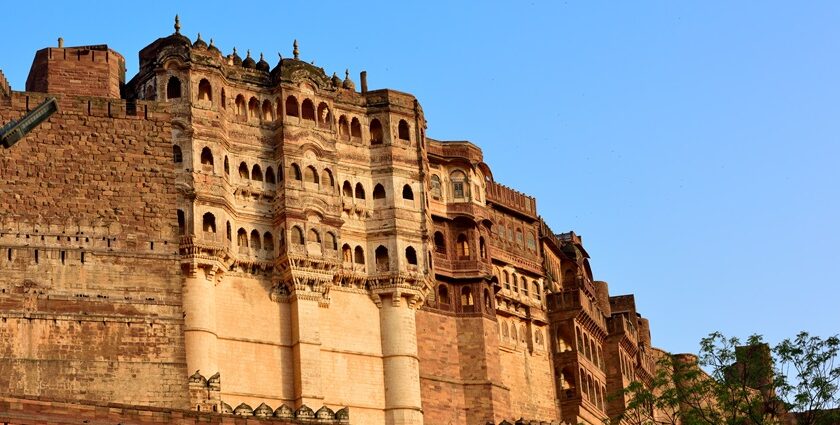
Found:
242,50 -> 256,69
254,403 -> 273,417
295,405 -> 315,419
192,33 -> 207,49
208,38 -> 221,54
256,53 -> 270,72
233,403 -> 253,416
342,69 -> 355,91
273,404 -> 294,418
331,72 -> 341,88
220,402 -> 233,414
315,406 -> 335,419
188,370 -> 206,384
230,47 -> 242,66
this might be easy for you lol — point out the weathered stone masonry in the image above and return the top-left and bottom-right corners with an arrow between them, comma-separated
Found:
0,20 -> 668,425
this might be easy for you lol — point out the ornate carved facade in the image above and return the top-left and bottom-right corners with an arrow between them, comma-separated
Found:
0,21 -> 665,425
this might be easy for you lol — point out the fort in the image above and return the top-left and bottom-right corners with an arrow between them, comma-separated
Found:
0,18 -> 665,425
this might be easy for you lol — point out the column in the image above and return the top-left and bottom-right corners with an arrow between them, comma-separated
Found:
379,293 -> 423,425
290,293 -> 324,407
183,268 -> 218,379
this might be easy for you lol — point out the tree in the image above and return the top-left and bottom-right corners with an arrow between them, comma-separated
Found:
609,332 -> 840,425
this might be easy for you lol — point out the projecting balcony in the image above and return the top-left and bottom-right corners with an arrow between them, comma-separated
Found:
432,253 -> 492,278
547,289 -> 607,331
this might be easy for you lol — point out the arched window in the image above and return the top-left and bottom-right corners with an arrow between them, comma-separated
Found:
166,76 -> 181,99
291,163 -> 302,180
534,281 -> 541,301
301,99 -> 316,121
285,96 -> 299,117
451,170 -> 468,200
526,232 -> 536,252
521,276 -> 529,296
512,273 -> 519,292
263,232 -> 274,251
202,212 -> 216,233
198,79 -> 212,102
398,119 -> 410,141
354,183 -> 365,199
265,167 -> 276,184
373,184 -> 386,200
342,181 -> 353,198
370,118 -> 383,145
304,166 -> 319,184
405,246 -> 417,265
511,323 -> 518,343
238,162 -> 249,179
354,246 -> 365,264
430,175 -> 441,200
226,221 -> 232,241
402,184 -> 414,200
326,232 -> 338,250
291,226 -> 304,245
252,164 -> 263,182
479,237 -> 486,259
262,100 -> 274,121
220,89 -> 226,109
235,95 -> 247,117
237,228 -> 248,247
250,230 -> 262,250
375,245 -> 389,272
438,285 -> 450,305
338,116 -> 350,140
433,231 -> 446,254
248,97 -> 260,121
317,102 -> 330,128
307,229 -> 321,244
224,156 -> 229,175
484,288 -> 492,311
350,117 -> 362,138
177,210 -> 185,235
503,271 -> 510,290
173,145 -> 183,163
456,233 -> 470,258
460,286 -> 473,306
200,147 -> 214,168
515,228 -> 524,247
342,244 -> 352,262
322,169 -> 335,189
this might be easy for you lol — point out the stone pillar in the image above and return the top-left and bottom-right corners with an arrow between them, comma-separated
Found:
290,292 -> 324,407
183,267 -> 218,379
379,293 -> 423,425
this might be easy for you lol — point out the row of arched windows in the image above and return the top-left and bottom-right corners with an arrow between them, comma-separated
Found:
341,181 -> 415,202
290,163 -> 335,189
494,220 -> 538,253
341,244 -> 418,268
436,284 -> 493,312
288,226 -> 338,250
235,227 -> 275,251
497,268 -> 542,301
433,231 -> 487,260
169,77 -> 415,144
429,170 -> 469,201
499,320 -> 546,349
575,325 -> 604,371
237,161 -> 278,184
580,368 -> 607,411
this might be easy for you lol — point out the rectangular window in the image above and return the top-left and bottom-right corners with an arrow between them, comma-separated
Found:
453,182 -> 464,198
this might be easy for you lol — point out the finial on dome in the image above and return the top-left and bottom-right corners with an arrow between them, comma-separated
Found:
233,47 -> 237,54
58,37 -> 64,48
260,52 -> 264,61
246,49 -> 251,58
174,15 -> 181,34
197,33 -> 202,41
345,69 -> 350,79
209,38 -> 214,47
293,39 -> 299,60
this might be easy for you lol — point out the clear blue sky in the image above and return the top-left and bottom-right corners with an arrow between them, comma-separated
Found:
2,1 -> 837,354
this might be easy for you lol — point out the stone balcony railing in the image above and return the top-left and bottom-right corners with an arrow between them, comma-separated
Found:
547,289 -> 607,331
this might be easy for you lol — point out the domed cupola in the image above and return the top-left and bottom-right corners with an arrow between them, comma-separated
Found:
256,53 -> 270,72
230,47 -> 243,66
208,38 -> 221,55
242,50 -> 256,69
342,69 -> 356,91
192,33 -> 207,49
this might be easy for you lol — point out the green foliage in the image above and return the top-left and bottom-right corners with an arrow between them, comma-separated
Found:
607,332 -> 840,425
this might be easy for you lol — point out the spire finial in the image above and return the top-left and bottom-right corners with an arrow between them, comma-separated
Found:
260,52 -> 264,61
345,68 -> 350,79
174,15 -> 181,34
246,49 -> 251,58
293,39 -> 299,60
197,32 -> 202,41
233,47 -> 237,55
